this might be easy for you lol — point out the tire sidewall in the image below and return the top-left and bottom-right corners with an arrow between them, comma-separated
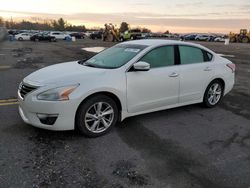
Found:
203,80 -> 224,108
76,95 -> 119,137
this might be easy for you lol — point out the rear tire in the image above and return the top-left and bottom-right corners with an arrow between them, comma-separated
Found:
203,80 -> 224,108
18,37 -> 23,41
242,37 -> 249,43
76,95 -> 119,137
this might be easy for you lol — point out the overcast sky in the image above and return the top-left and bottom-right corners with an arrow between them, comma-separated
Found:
0,0 -> 250,33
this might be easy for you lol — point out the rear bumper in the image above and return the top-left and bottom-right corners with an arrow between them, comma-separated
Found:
224,73 -> 235,95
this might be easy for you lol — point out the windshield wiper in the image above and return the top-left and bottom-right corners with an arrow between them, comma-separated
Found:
78,58 -> 87,65
77,59 -> 99,68
83,62 -> 99,68
78,59 -> 114,69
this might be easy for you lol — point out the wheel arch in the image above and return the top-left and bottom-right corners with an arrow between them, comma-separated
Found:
75,91 -> 123,127
204,78 -> 226,98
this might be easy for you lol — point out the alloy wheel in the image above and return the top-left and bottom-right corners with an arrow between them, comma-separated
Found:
84,102 -> 114,133
207,83 -> 222,105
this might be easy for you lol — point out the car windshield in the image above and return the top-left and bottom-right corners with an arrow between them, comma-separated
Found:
84,44 -> 147,69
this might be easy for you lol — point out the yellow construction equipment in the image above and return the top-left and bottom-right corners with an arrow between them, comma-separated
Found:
229,29 -> 250,43
102,23 -> 120,42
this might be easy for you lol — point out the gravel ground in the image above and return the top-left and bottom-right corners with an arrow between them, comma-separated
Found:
0,39 -> 250,188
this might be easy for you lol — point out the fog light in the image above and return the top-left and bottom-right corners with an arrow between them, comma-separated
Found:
37,114 -> 58,125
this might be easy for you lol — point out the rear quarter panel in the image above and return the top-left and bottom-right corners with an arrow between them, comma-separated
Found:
213,56 -> 235,95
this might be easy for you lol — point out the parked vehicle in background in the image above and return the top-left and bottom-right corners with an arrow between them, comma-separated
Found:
120,29 -> 142,41
70,32 -> 85,39
214,36 -> 226,42
8,30 -> 20,35
18,39 -> 235,137
150,32 -> 164,38
208,35 -> 217,42
14,33 -> 31,41
229,29 -> 250,43
181,34 -> 197,41
141,33 -> 152,39
195,34 -> 210,41
49,32 -> 71,40
30,33 -> 56,42
90,31 -> 102,39
164,33 -> 179,39
84,31 -> 93,38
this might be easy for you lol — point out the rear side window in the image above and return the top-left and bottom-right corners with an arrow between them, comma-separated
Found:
203,51 -> 213,62
140,46 -> 175,68
179,46 -> 204,64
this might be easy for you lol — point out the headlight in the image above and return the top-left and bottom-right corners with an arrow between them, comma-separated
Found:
37,84 -> 79,101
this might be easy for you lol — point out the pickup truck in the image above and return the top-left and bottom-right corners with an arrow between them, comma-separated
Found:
120,29 -> 142,41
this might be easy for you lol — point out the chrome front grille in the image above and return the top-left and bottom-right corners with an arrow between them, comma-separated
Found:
19,82 -> 38,99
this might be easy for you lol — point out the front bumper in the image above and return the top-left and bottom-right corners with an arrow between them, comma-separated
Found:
18,92 -> 79,131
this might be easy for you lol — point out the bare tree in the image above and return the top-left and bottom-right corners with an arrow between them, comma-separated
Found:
119,22 -> 129,33
141,28 -> 151,33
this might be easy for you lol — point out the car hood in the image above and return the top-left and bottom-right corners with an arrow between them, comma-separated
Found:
23,61 -> 106,86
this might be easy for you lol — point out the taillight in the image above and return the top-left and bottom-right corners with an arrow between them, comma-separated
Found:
226,63 -> 236,73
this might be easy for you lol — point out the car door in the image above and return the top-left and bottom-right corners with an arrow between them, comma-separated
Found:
22,34 -> 29,40
126,45 -> 180,113
51,33 -> 59,39
178,45 -> 215,103
58,33 -> 65,39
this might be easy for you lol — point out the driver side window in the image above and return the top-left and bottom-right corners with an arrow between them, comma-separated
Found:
140,46 -> 175,68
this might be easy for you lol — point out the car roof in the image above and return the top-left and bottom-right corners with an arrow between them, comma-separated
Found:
121,39 -> 215,54
122,39 -> 199,47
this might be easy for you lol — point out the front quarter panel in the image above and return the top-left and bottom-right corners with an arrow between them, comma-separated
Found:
71,67 -> 127,117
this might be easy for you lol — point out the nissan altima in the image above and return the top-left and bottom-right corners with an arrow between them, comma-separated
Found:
18,40 -> 235,137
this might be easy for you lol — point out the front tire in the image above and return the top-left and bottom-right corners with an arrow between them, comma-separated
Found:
203,80 -> 224,108
76,95 -> 119,137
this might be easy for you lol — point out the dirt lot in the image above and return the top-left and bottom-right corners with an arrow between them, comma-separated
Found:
0,39 -> 250,188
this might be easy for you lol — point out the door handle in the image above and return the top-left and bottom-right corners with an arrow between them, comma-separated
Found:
169,72 -> 179,77
204,67 -> 212,71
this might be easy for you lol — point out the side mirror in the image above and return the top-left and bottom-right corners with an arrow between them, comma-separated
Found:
133,61 -> 150,71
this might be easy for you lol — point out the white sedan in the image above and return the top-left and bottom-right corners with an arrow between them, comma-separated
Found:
214,37 -> 226,42
15,33 -> 31,41
48,32 -> 71,40
18,40 -> 235,137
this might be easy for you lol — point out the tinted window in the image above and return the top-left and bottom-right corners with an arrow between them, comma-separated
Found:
179,46 -> 204,64
140,46 -> 175,68
205,51 -> 213,61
